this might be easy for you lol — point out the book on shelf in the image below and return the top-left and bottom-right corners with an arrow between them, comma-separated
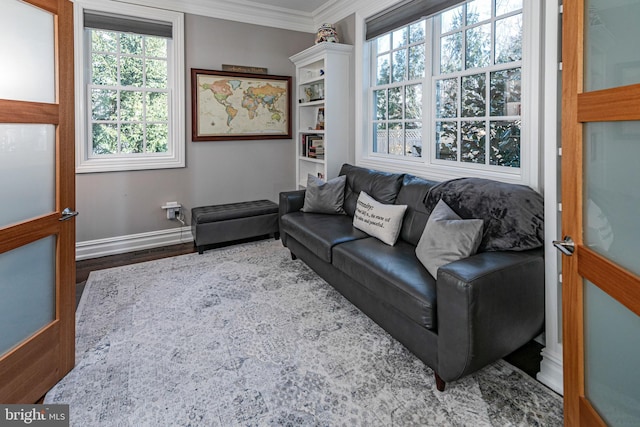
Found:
309,139 -> 324,159
301,134 -> 324,158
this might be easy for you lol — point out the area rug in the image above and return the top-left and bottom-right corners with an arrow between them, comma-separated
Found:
45,239 -> 563,426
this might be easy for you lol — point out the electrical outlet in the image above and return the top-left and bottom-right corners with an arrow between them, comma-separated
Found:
162,202 -> 182,220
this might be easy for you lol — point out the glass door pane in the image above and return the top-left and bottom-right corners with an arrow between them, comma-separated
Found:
0,236 -> 56,357
584,280 -> 640,426
0,0 -> 55,103
0,124 -> 56,228
584,121 -> 640,275
584,0 -> 640,91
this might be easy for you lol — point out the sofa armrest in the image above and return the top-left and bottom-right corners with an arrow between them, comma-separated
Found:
436,249 -> 544,382
279,190 -> 306,246
279,190 -> 306,215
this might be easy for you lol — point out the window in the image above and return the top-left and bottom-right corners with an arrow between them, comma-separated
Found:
372,21 -> 426,157
435,0 -> 522,168
75,1 -> 184,173
369,0 -> 526,175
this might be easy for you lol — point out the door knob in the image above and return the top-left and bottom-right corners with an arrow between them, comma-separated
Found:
553,236 -> 575,256
59,207 -> 79,221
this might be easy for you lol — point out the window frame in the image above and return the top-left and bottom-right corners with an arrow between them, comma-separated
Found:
358,0 -> 541,188
74,0 -> 185,173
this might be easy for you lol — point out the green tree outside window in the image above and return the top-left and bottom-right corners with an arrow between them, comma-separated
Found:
89,29 -> 169,156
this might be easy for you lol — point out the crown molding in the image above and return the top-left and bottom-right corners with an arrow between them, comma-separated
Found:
314,0 -> 401,28
108,0 -> 404,33
113,0 -> 316,32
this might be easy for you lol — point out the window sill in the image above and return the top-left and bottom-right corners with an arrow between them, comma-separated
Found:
76,155 -> 185,174
356,155 -> 526,186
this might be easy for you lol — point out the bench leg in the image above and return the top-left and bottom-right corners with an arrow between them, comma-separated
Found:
274,231 -> 280,240
290,251 -> 297,261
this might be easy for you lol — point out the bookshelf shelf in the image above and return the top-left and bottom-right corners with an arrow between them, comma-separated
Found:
298,156 -> 325,164
290,43 -> 353,188
300,76 -> 325,86
298,100 -> 325,107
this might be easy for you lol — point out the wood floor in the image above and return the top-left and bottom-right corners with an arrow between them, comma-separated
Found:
76,242 -> 196,283
75,238 -> 544,381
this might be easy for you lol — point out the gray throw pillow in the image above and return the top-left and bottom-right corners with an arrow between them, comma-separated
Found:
416,199 -> 484,278
301,174 -> 346,214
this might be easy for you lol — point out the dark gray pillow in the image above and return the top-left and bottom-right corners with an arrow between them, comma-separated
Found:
423,178 -> 544,252
339,164 -> 405,217
395,174 -> 441,246
416,199 -> 483,277
301,174 -> 346,214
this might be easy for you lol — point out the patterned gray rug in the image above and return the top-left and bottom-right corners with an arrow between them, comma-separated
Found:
45,239 -> 563,426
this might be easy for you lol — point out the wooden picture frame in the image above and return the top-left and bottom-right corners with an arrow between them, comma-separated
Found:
191,69 -> 292,141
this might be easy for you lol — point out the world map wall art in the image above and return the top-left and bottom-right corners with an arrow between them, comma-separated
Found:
191,69 -> 292,141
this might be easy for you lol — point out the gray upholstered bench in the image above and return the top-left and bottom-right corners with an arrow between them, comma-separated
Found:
191,200 -> 279,254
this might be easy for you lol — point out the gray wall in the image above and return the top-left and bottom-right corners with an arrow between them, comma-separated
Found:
334,14 -> 356,46
76,14 -> 314,243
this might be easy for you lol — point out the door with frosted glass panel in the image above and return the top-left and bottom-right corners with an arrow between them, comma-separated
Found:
561,0 -> 640,425
0,0 -> 76,403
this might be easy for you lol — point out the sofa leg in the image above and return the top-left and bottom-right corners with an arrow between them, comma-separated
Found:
274,231 -> 280,240
290,251 -> 297,260
434,372 -> 446,392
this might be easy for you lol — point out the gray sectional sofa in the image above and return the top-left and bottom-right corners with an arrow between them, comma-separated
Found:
279,164 -> 545,391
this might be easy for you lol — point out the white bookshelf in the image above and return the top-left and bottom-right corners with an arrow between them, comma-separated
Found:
289,43 -> 353,188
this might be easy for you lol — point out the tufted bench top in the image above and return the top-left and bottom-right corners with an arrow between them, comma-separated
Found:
192,200 -> 278,224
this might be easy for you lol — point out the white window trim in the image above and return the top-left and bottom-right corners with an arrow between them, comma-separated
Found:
74,0 -> 185,173
356,0 -> 541,190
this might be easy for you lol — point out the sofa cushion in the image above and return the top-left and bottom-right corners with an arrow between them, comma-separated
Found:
416,199 -> 484,277
339,164 -> 405,217
332,238 -> 437,330
424,177 -> 544,252
352,192 -> 407,246
281,212 -> 368,262
301,174 -> 346,215
395,174 -> 440,245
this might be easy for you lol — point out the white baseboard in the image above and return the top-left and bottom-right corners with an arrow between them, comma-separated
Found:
76,227 -> 194,261
537,347 -> 564,395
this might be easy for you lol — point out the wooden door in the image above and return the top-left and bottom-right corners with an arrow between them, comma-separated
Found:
0,0 -> 76,403
561,0 -> 640,425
